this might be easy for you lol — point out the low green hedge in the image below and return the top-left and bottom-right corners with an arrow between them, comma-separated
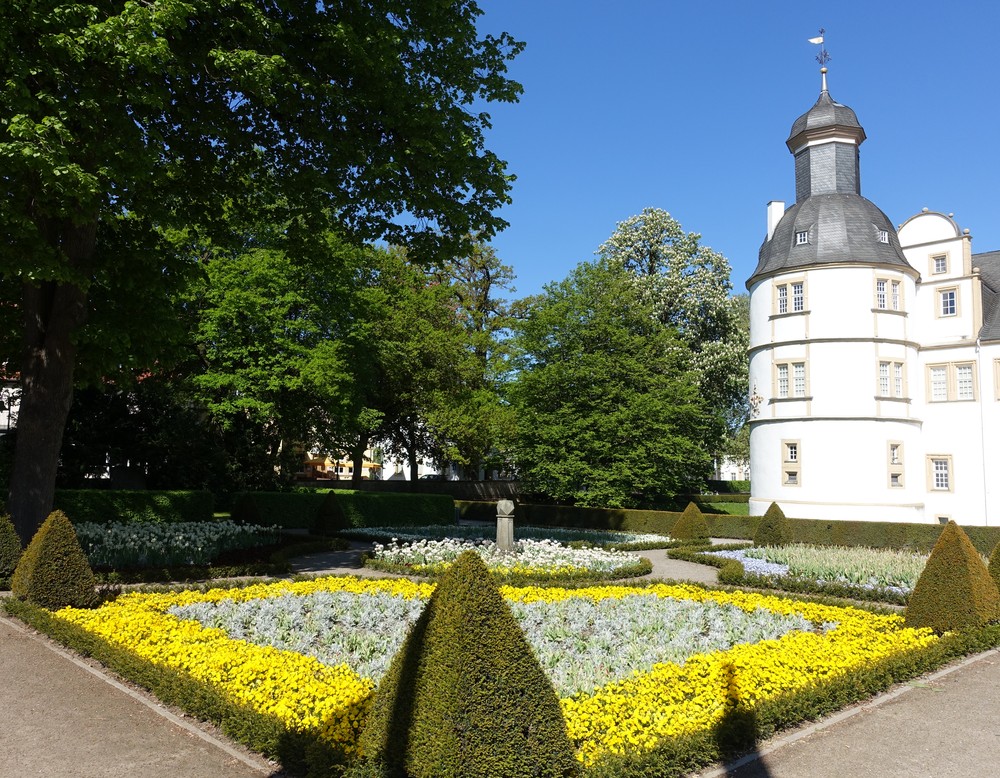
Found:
231,490 -> 456,533
316,490 -> 454,533
705,480 -> 750,494
230,491 -> 332,531
53,490 -> 214,525
692,494 -> 751,504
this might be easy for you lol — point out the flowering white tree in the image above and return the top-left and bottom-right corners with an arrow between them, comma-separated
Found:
599,208 -> 749,430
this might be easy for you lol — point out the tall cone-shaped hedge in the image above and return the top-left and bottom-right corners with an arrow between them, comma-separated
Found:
356,550 -> 577,778
753,502 -> 792,547
0,512 -> 22,581
10,510 -> 98,609
989,541 -> 1000,593
671,501 -> 710,542
905,520 -> 1000,632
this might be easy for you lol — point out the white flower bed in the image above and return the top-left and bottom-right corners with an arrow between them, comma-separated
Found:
709,544 -> 931,594
75,520 -> 281,569
371,537 -> 642,575
170,589 -> 814,696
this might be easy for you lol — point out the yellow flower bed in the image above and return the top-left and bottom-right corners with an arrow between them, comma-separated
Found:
55,578 -> 937,766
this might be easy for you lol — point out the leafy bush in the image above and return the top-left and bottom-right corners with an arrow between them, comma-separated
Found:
753,502 -> 792,547
906,521 -> 1000,633
705,479 -> 750,494
10,510 -> 98,609
670,502 -> 710,542
53,490 -> 214,525
317,490 -> 453,532
355,550 -> 577,778
0,512 -> 22,584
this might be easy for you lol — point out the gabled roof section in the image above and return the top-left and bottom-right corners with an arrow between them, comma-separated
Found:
975,250 -> 1000,342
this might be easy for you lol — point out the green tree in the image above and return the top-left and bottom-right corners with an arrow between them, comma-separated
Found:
1,1 -> 523,543
424,241 -> 518,479
598,209 -> 748,429
508,260 -> 714,508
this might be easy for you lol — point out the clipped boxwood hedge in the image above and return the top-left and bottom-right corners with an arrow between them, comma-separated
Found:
54,490 -> 214,525
230,491 -> 333,531
231,490 -> 456,534
316,490 -> 454,533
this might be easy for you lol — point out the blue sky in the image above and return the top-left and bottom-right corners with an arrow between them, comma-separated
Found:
475,1 -> 1000,298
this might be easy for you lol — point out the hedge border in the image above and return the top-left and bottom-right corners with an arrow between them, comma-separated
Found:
54,490 -> 214,525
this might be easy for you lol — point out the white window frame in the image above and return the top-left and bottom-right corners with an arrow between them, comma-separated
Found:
774,360 -> 808,399
939,288 -> 958,317
875,279 -> 887,310
878,229 -> 889,244
888,441 -> 904,489
927,456 -> 953,492
931,254 -> 948,275
792,282 -> 805,313
795,230 -> 809,246
777,284 -> 788,314
891,280 -> 901,311
927,362 -> 978,402
877,360 -> 906,398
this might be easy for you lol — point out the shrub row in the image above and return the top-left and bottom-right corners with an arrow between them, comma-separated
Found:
705,479 -> 751,494
54,490 -> 214,525
232,490 -> 455,533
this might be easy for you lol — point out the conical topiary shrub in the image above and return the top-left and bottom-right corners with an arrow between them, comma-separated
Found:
988,541 -> 1000,593
671,501 -> 710,543
905,520 -> 1000,633
354,550 -> 577,778
0,512 -> 22,584
10,510 -> 98,609
753,502 -> 792,547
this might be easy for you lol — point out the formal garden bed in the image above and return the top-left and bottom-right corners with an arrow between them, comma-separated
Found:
8,506 -> 1000,776
6,575 -> 960,776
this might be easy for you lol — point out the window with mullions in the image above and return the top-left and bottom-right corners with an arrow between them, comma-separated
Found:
940,288 -> 957,317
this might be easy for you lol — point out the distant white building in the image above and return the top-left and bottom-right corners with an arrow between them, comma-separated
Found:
747,69 -> 1000,525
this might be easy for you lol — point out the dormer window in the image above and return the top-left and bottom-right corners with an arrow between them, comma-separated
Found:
878,229 -> 889,244
795,231 -> 809,246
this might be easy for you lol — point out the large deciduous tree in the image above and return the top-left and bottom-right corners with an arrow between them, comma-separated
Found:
598,208 -> 748,430
508,260 -> 714,508
0,0 -> 523,543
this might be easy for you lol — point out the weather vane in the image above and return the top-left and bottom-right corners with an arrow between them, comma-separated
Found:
809,29 -> 831,67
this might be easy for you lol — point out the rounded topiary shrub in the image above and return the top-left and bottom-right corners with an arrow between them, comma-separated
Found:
10,510 -> 99,609
671,501 -> 710,543
753,502 -> 792,547
354,550 -> 577,778
0,512 -> 23,583
905,520 -> 1000,633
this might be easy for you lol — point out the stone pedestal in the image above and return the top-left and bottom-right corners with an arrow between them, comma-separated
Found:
496,499 -> 515,552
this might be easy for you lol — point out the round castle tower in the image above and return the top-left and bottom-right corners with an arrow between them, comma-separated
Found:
746,70 -> 922,522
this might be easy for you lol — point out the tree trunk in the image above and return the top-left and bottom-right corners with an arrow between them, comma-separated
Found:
351,436 -> 367,488
9,279 -> 90,546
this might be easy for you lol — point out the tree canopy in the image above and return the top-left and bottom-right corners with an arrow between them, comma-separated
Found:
508,259 -> 715,508
1,0 -> 523,542
598,208 -> 748,430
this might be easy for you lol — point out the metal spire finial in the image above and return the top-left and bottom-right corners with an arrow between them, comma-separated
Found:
808,29 -> 831,91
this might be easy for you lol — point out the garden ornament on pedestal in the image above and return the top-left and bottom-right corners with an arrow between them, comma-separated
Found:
496,499 -> 515,552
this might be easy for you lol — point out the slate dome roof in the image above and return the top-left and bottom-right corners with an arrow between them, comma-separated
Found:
748,193 -> 912,286
787,90 -> 865,149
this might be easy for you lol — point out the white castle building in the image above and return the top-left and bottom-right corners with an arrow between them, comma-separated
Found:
747,69 -> 1000,526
